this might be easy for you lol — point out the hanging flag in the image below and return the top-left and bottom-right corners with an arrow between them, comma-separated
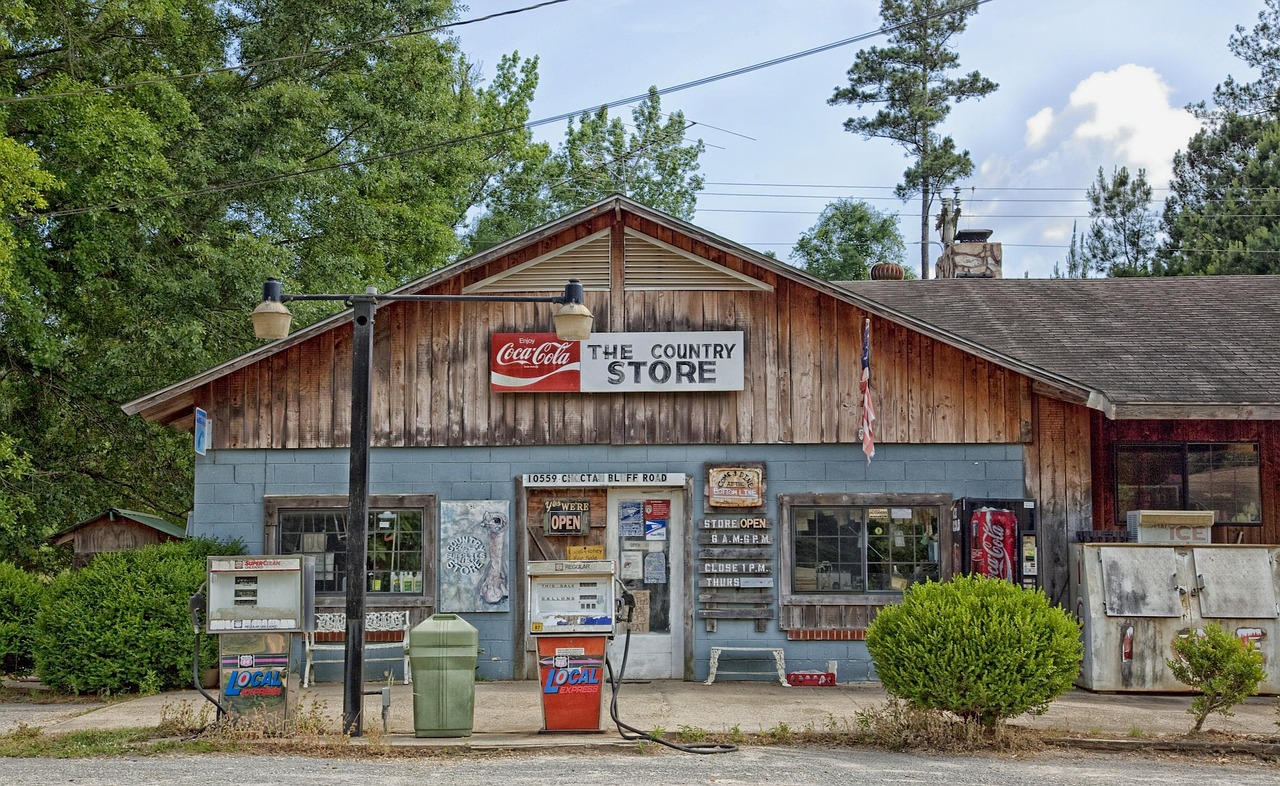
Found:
859,318 -> 875,463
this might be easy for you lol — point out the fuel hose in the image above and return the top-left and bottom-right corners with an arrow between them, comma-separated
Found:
605,584 -> 736,754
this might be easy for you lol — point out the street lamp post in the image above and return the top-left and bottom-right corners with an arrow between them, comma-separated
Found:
252,278 -> 592,736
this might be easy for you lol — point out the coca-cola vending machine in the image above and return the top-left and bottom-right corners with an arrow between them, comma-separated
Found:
951,498 -> 1038,589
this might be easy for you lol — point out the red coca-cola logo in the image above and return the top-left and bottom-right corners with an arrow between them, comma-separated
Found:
982,521 -> 1013,580
490,333 -> 580,392
494,340 -> 574,368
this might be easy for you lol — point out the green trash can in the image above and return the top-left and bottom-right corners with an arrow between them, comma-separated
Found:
408,613 -> 479,737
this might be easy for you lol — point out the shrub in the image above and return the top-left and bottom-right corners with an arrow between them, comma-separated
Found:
0,562 -> 44,676
1167,623 -> 1265,733
866,574 -> 1082,729
33,538 -> 243,694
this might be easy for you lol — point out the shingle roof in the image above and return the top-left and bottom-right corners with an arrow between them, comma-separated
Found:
839,275 -> 1280,418
51,508 -> 186,541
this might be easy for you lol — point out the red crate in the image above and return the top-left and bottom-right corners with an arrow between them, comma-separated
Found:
786,671 -> 836,687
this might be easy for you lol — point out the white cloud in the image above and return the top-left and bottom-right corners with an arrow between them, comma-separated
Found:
1025,107 -> 1054,147
1066,64 -> 1203,186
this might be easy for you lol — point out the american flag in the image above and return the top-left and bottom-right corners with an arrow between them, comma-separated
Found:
859,318 -> 875,463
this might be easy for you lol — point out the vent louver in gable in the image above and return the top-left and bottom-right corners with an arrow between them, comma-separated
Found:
623,229 -> 772,291
463,229 -> 610,293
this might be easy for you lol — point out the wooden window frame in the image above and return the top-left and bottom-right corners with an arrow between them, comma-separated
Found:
778,493 -> 952,608
1113,442 -> 1261,526
263,494 -> 436,609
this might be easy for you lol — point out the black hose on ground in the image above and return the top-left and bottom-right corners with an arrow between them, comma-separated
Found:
605,584 -> 736,754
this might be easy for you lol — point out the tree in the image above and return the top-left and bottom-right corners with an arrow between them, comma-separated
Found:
1052,222 -> 1088,278
1161,0 -> 1280,275
790,199 -> 906,280
463,88 -> 705,254
829,0 -> 996,279
0,0 -> 543,566
1081,166 -> 1158,277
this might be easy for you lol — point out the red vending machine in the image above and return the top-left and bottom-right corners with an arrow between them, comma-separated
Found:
526,560 -> 616,732
951,498 -> 1038,589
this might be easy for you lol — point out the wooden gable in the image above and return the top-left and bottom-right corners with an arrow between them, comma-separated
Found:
189,202 -> 1033,452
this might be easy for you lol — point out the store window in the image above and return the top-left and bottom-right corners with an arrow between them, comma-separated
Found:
264,495 -> 435,597
779,494 -> 947,603
1116,443 -> 1260,524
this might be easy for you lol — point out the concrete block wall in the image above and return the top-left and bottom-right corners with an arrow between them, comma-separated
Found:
194,441 -> 1026,682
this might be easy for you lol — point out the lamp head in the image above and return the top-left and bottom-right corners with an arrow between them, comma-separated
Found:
553,279 -> 593,341
252,278 -> 293,340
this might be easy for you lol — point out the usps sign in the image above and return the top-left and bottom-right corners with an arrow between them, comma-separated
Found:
491,332 -> 744,393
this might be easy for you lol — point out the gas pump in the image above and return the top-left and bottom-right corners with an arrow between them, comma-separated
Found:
205,556 -> 314,728
526,560 -> 615,732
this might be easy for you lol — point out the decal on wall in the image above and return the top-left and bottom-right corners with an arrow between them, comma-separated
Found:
440,501 -> 510,612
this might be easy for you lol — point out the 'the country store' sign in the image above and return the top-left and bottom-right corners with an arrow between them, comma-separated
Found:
491,332 -> 744,393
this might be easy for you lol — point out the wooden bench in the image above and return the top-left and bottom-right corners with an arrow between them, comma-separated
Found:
704,646 -> 789,687
302,610 -> 412,688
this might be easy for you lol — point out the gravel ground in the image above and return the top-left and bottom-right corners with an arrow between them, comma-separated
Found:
0,746 -> 1274,785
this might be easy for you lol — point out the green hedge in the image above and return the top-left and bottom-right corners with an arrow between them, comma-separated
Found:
0,562 -> 44,676
867,575 -> 1082,728
33,538 -> 243,694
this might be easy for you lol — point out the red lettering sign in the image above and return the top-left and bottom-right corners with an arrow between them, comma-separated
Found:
490,333 -> 581,392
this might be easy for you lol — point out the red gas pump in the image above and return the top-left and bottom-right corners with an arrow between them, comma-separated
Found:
526,560 -> 616,732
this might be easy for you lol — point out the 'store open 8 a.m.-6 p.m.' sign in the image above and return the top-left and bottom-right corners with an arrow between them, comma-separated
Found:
490,331 -> 745,393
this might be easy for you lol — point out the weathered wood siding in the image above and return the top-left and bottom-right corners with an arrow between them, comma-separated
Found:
1024,394 -> 1093,607
1091,417 -> 1280,545
201,216 -> 1034,451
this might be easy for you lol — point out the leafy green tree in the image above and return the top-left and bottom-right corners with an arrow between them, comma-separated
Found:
1161,0 -> 1280,275
1052,222 -> 1088,278
829,0 -> 997,279
1082,166 -> 1158,277
464,87 -> 705,253
0,0 -> 542,565
790,199 -> 906,280
1167,623 -> 1266,734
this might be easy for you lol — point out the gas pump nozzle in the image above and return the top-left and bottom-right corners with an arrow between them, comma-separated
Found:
614,579 -> 636,624
188,584 -> 206,634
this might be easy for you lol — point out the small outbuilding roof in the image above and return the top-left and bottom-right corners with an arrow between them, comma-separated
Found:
841,276 -> 1280,419
50,508 -> 186,543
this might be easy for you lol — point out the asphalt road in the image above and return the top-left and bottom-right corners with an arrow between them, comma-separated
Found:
0,746 -> 1273,785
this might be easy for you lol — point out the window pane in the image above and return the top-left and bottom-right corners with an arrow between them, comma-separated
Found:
791,504 -> 937,594
1116,445 -> 1184,515
1188,443 -> 1260,523
279,507 -> 424,594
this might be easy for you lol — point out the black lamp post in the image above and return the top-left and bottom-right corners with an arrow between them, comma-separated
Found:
252,278 -> 593,736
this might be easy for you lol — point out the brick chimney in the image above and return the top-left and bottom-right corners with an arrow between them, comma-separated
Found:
934,190 -> 1002,278
936,229 -> 1003,279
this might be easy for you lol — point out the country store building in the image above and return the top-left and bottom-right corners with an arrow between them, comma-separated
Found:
125,196 -> 1280,684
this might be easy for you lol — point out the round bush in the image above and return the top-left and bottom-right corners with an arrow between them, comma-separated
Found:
0,561 -> 44,676
33,538 -> 241,694
866,574 -> 1082,728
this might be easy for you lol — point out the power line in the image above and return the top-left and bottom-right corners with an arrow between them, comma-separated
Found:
27,2 -> 988,218
0,0 -> 576,106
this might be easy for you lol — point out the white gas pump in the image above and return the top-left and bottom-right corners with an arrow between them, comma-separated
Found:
526,560 -> 616,732
205,556 -> 315,727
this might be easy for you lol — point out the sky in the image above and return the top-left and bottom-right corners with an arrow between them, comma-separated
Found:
454,0 -> 1263,279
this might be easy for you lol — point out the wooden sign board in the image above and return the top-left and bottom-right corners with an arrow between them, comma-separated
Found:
700,562 -> 772,575
699,576 -> 775,588
706,464 -> 765,508
701,517 -> 770,529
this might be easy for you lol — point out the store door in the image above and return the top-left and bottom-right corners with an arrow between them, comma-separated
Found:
606,489 -> 684,679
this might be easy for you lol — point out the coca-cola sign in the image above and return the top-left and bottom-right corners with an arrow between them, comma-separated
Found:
491,331 -> 745,393
490,334 -> 581,392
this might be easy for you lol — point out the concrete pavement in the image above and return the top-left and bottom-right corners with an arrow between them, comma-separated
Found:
18,678 -> 1280,749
